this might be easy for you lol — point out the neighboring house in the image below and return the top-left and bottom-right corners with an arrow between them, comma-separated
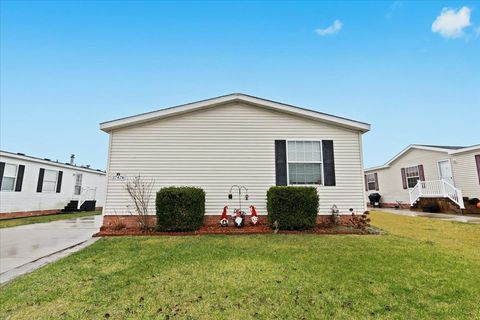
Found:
0,151 -> 106,218
100,93 -> 370,226
364,144 -> 480,210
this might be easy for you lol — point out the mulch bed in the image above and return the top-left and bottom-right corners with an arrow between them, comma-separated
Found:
94,224 -> 369,237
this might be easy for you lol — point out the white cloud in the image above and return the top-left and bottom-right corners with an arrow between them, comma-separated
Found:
315,20 -> 343,36
431,6 -> 472,39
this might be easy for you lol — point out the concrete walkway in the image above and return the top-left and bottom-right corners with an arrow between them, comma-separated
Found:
0,215 -> 102,285
371,208 -> 480,224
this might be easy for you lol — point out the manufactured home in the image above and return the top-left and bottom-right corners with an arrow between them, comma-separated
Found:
0,151 -> 106,218
364,144 -> 480,210
100,93 -> 370,227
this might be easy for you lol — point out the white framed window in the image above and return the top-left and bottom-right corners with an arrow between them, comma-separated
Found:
43,169 -> 58,192
74,173 -> 82,195
1,163 -> 17,191
287,141 -> 322,185
405,166 -> 420,188
366,173 -> 376,191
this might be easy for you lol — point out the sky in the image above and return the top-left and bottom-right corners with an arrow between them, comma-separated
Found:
1,1 -> 479,170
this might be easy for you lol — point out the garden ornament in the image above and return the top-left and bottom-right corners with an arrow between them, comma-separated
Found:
220,206 -> 229,227
250,205 -> 258,225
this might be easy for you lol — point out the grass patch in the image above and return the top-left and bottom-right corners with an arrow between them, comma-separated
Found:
0,211 -> 101,229
0,212 -> 479,319
370,211 -> 480,262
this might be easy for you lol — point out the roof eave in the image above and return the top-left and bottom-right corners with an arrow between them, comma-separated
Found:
448,144 -> 480,154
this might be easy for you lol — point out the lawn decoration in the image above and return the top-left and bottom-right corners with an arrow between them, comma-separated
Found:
220,206 -> 229,227
250,205 -> 258,225
227,185 -> 249,228
233,209 -> 245,228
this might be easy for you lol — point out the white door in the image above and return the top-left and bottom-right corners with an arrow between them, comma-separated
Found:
438,160 -> 454,185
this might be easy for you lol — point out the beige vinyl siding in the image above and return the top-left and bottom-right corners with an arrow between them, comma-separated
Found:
104,102 -> 365,216
452,150 -> 480,198
365,148 -> 449,205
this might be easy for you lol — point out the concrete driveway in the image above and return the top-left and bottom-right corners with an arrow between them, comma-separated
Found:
0,215 -> 101,284
371,208 -> 480,224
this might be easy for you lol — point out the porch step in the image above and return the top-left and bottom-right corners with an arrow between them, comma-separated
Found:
62,200 -> 79,213
80,200 -> 96,212
61,200 -> 96,213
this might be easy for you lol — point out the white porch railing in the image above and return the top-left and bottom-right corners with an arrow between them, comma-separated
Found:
77,187 -> 97,210
409,180 -> 465,209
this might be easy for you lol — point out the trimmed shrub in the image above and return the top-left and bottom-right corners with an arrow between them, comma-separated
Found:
467,198 -> 479,206
266,186 -> 319,230
156,187 -> 205,232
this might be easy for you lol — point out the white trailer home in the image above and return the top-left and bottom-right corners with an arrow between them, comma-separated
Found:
100,93 -> 370,227
364,144 -> 480,211
0,151 -> 106,218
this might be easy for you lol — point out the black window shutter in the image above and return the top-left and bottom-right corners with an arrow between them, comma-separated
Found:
15,165 -> 25,192
37,168 -> 45,192
418,165 -> 425,181
274,140 -> 287,186
374,172 -> 379,191
476,155 -> 480,184
0,162 -> 5,190
322,140 -> 336,186
401,168 -> 407,189
56,171 -> 63,193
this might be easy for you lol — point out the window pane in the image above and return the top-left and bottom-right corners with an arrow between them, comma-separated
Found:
297,142 -> 305,161
289,163 -> 296,184
304,141 -> 313,161
289,163 -> 321,185
4,164 -> 17,177
44,170 -> 58,182
43,181 -> 56,192
405,166 -> 419,178
288,141 -> 296,161
407,178 -> 418,188
1,177 -> 15,191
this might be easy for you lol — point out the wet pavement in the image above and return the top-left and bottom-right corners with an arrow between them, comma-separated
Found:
371,208 -> 480,224
0,215 -> 102,284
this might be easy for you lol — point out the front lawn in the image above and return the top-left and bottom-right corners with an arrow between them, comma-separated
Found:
0,211 -> 102,229
1,212 -> 479,319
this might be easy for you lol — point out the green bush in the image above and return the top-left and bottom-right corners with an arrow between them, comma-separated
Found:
266,186 -> 319,230
156,187 -> 205,232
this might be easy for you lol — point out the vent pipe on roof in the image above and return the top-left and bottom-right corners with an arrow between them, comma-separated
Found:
70,154 -> 75,165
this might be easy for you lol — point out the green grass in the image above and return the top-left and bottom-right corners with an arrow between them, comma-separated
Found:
0,211 -> 101,228
1,211 -> 479,319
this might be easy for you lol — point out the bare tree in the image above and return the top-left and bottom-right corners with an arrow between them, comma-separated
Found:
124,175 -> 155,231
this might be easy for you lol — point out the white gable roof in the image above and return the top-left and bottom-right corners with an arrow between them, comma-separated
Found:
100,93 -> 371,133
365,144 -> 478,172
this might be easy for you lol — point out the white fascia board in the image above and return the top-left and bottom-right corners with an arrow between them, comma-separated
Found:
100,94 -> 371,133
448,144 -> 480,154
